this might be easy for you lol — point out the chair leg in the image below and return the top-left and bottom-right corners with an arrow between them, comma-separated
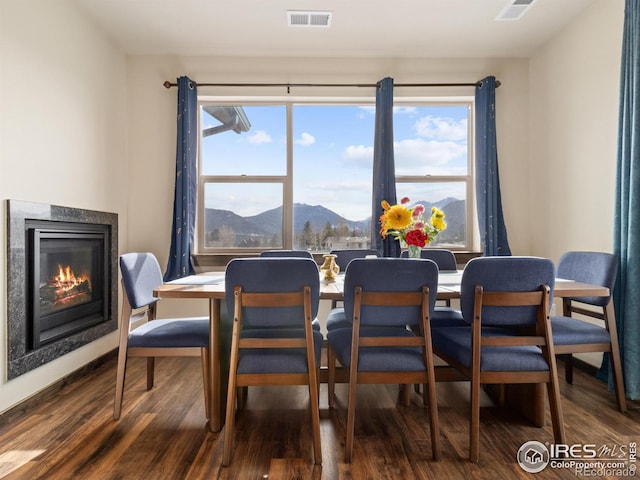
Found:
546,378 -> 566,446
345,370 -> 358,463
309,371 -> 323,465
146,357 -> 155,390
222,371 -> 238,466
236,387 -> 246,410
113,351 -> 128,420
424,369 -> 441,460
327,345 -> 336,408
470,377 -> 481,462
563,354 -> 574,384
606,303 -> 627,412
609,348 -> 627,413
401,384 -> 411,406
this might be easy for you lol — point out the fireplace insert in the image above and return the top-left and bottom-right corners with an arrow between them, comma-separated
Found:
26,220 -> 111,349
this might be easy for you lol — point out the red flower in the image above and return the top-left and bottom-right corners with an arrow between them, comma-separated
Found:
405,229 -> 428,247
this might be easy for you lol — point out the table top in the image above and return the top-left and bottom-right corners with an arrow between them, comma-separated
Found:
153,271 -> 609,300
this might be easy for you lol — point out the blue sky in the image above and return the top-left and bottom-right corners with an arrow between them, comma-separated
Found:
201,103 -> 469,220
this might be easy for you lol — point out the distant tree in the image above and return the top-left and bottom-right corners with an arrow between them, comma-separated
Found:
302,221 -> 315,248
321,222 -> 333,245
219,225 -> 236,247
335,223 -> 350,238
269,233 -> 281,247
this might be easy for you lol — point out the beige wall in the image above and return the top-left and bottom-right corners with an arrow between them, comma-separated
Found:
0,0 -> 128,412
528,0 -> 624,264
0,0 -> 625,413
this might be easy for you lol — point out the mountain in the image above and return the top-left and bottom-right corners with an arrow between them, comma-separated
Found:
204,199 -> 465,243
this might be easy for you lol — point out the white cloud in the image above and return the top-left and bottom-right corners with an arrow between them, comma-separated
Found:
247,130 -> 272,144
342,144 -> 374,167
394,138 -> 467,170
415,116 -> 468,141
295,132 -> 315,146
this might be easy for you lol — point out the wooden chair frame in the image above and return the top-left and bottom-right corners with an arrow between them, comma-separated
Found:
222,285 -> 322,466
113,279 -> 210,420
555,297 -> 626,412
327,286 -> 440,463
433,284 -> 565,462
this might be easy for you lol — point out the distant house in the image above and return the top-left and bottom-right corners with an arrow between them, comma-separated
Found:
326,236 -> 371,250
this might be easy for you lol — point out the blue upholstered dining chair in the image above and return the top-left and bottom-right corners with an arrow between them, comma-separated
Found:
114,252 -> 210,420
400,248 -> 464,326
259,249 -> 314,258
326,258 -> 441,463
325,248 -> 382,330
330,248 -> 381,271
431,256 -> 565,462
551,251 -> 626,412
259,250 -> 321,332
222,257 -> 324,466
400,248 -> 457,271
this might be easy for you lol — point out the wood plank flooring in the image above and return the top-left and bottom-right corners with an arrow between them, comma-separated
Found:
0,355 -> 637,479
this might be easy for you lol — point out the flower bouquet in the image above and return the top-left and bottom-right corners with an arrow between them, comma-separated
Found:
379,197 -> 447,258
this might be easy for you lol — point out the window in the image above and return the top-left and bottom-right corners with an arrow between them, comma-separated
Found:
197,99 -> 473,256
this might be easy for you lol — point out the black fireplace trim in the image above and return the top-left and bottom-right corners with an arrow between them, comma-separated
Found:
6,200 -> 118,380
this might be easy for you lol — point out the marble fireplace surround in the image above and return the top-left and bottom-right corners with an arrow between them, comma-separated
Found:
6,200 -> 118,380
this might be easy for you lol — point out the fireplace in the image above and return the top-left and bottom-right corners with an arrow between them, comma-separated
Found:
27,221 -> 110,349
7,200 -> 118,379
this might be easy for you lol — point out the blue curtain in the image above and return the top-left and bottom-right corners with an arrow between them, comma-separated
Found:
609,0 -> 640,400
475,76 -> 512,256
371,77 -> 401,257
164,76 -> 198,281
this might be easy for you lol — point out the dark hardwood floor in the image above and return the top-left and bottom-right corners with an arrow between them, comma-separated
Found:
0,355 -> 637,479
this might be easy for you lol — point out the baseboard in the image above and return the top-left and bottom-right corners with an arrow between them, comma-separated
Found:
0,349 -> 117,429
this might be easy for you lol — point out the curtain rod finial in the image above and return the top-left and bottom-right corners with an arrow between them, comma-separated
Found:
163,81 -> 172,89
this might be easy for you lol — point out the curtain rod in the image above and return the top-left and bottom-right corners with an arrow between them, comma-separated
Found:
162,80 -> 500,90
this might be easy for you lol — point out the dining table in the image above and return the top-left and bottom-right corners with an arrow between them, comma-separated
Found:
154,269 -> 610,432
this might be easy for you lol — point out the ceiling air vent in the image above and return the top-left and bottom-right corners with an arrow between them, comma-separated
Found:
287,11 -> 332,28
495,0 -> 537,21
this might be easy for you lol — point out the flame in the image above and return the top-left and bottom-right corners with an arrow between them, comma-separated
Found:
53,264 -> 91,291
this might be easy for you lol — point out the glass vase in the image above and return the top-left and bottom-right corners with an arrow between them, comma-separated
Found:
407,245 -> 422,259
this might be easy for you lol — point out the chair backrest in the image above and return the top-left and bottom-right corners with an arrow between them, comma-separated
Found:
119,252 -> 163,309
225,258 -> 320,328
259,250 -> 314,259
330,248 -> 381,271
460,256 -> 555,327
557,251 -> 617,307
400,248 -> 457,271
343,258 -> 438,328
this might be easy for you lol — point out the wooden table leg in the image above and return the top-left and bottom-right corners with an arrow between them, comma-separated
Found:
208,298 -> 232,432
208,298 -> 221,431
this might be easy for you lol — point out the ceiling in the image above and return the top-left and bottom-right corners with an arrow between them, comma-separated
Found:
74,0 -> 597,59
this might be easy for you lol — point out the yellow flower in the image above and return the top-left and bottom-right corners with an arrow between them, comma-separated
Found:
431,216 -> 446,230
384,204 -> 412,230
431,207 -> 445,218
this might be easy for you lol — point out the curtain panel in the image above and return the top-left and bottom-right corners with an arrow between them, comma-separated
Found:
371,77 -> 401,258
610,0 -> 640,400
164,76 -> 198,281
474,76 -> 511,256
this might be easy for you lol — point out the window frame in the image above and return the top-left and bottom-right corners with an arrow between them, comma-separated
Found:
195,96 -> 476,260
